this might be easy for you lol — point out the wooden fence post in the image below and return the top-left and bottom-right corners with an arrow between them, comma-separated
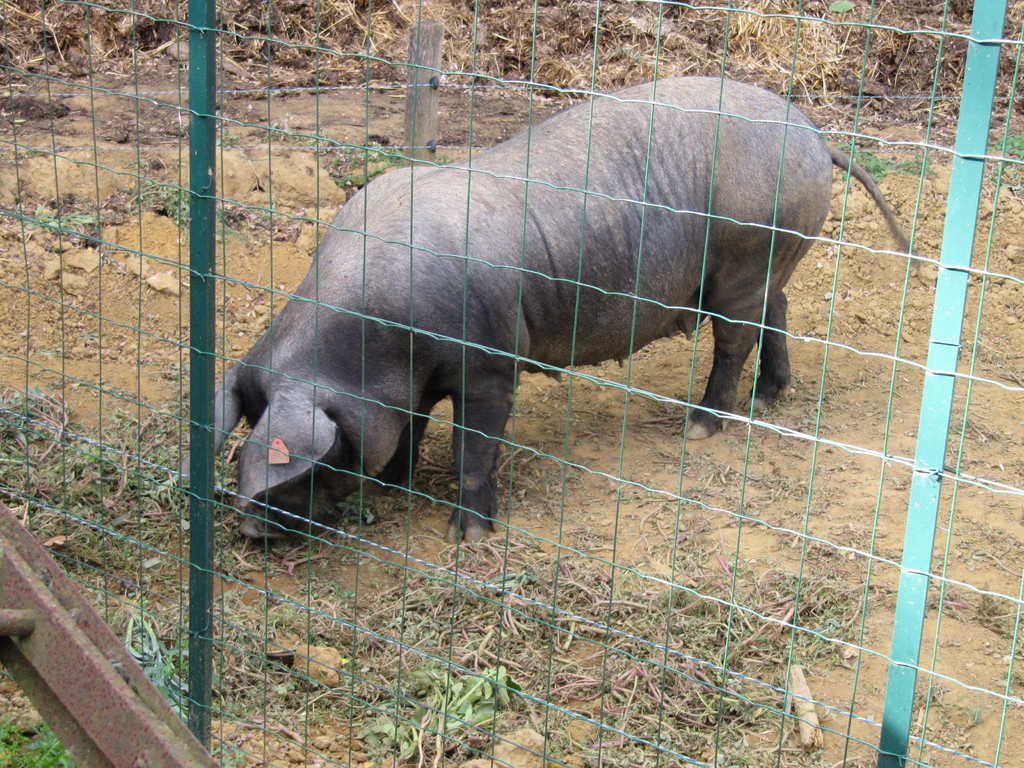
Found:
404,20 -> 444,165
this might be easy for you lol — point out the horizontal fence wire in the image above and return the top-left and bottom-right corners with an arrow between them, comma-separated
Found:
1,1 -> 1023,767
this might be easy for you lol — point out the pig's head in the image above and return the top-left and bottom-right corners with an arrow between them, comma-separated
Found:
234,386 -> 358,538
191,372 -> 405,540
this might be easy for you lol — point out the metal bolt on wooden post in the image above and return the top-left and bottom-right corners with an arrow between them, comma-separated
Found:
404,20 -> 444,165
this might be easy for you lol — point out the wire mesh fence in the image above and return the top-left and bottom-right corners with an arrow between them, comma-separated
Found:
1,1 -> 1023,767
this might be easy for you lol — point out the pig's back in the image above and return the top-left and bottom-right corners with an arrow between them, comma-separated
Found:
318,77 -> 833,367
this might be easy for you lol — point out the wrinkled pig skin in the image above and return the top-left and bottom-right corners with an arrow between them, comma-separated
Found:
187,76 -> 908,543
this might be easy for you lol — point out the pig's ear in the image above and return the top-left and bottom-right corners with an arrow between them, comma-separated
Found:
212,368 -> 244,456
237,388 -> 341,501
181,366 -> 244,479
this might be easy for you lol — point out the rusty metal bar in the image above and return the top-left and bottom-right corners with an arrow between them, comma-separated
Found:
0,501 -> 216,768
0,608 -> 35,636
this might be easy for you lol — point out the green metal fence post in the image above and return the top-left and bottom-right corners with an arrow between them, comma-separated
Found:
876,2 -> 1008,765
186,0 -> 218,747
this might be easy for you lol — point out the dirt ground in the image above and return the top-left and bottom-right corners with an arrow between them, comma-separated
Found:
1,60 -> 1024,768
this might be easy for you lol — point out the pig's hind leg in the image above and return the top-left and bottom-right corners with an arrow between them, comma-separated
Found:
751,290 -> 791,409
687,312 -> 760,440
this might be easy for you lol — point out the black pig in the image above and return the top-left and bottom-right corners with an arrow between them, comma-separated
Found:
189,77 -> 909,543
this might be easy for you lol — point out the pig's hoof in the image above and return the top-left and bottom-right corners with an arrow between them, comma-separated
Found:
239,516 -> 287,540
686,421 -> 715,441
752,386 -> 787,411
239,517 -> 265,539
463,522 -> 491,543
446,520 -> 461,545
446,518 -> 492,544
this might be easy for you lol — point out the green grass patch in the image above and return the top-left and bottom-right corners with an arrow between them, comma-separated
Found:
1003,132 -> 1024,160
138,178 -> 191,227
361,664 -> 522,761
0,719 -> 75,768
835,142 -> 928,181
327,146 -> 405,191
996,133 -> 1024,198
136,178 -> 250,237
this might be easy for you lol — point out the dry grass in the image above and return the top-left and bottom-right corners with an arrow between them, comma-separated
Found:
1,0 -> 999,108
0,387 -> 891,767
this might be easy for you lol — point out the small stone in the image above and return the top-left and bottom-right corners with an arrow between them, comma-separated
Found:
296,223 -> 322,255
567,718 -> 598,743
292,644 -> 344,688
929,165 -> 952,194
63,248 -> 100,272
462,729 -> 546,768
313,735 -> 331,751
146,271 -> 180,295
61,273 -> 88,294
123,253 -> 146,276
915,261 -> 939,288
24,241 -> 47,262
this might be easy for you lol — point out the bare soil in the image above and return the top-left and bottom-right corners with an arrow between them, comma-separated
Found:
1,28 -> 1024,768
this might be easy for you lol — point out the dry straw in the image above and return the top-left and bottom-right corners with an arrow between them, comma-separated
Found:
1,0 -> 981,104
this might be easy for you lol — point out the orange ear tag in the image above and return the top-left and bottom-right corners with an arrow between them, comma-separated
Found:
268,437 -> 291,465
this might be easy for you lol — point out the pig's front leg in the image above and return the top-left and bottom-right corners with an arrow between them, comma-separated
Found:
370,393 -> 444,492
447,375 -> 515,544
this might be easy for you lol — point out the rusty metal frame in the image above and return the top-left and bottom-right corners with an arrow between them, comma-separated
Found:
0,501 -> 216,767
